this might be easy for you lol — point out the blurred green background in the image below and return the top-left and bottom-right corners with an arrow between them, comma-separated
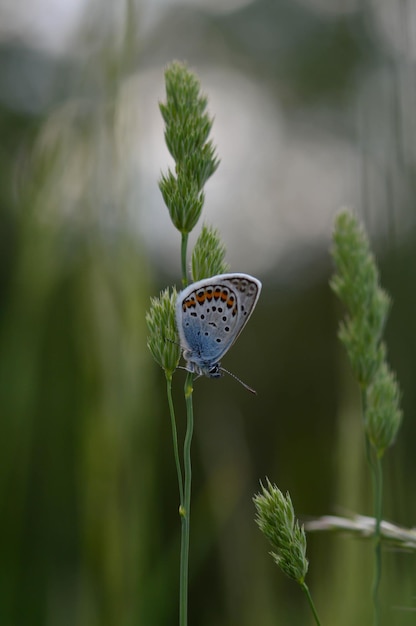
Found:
1,0 -> 416,624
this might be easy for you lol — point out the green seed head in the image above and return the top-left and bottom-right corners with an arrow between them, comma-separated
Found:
254,479 -> 309,584
146,287 -> 180,378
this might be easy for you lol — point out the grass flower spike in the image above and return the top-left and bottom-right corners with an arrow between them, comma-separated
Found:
159,62 -> 219,236
191,224 -> 229,281
365,361 -> 402,456
146,287 -> 180,379
331,209 -> 403,625
330,210 -> 402,456
254,479 -> 308,583
330,211 -> 390,389
254,479 -> 321,625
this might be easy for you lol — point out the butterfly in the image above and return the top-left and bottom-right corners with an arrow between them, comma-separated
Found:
176,273 -> 262,392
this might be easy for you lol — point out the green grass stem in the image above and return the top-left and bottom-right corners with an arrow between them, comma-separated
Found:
300,581 -> 322,626
181,233 -> 189,286
179,372 -> 194,626
166,375 -> 184,506
371,452 -> 383,626
361,391 -> 384,626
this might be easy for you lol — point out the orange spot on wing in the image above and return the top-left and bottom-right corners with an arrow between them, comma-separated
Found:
183,297 -> 196,310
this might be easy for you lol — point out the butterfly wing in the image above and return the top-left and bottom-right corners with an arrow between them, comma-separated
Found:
176,274 -> 261,367
219,274 -> 262,347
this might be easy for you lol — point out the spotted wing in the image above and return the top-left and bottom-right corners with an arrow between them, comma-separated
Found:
177,274 -> 261,366
219,275 -> 261,346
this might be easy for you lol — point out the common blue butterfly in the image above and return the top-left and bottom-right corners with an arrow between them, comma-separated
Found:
176,273 -> 262,390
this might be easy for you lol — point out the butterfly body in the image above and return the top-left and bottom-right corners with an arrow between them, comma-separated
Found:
176,273 -> 262,378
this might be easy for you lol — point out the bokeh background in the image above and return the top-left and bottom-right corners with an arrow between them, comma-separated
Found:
1,0 -> 416,624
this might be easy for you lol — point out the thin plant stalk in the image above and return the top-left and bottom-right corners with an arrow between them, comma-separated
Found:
181,234 -> 189,286
300,582 -> 322,626
361,391 -> 373,470
166,375 -> 184,506
361,389 -> 383,626
179,371 -> 194,626
371,452 -> 383,626
179,224 -> 193,626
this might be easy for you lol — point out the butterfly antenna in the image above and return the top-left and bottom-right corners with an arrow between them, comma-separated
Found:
220,367 -> 257,395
